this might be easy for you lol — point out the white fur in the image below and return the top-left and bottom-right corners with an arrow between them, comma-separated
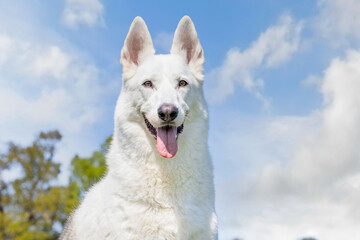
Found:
62,16 -> 217,240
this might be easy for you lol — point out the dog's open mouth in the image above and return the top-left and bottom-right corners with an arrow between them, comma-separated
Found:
143,115 -> 184,159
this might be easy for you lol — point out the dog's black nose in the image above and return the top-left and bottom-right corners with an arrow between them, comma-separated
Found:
158,104 -> 178,121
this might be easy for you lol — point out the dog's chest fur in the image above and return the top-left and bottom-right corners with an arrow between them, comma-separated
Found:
69,150 -> 215,240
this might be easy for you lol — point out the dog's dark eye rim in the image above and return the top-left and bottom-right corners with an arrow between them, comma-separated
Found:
178,80 -> 188,87
143,80 -> 153,88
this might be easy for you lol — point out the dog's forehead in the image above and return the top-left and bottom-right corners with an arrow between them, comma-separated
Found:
138,54 -> 189,79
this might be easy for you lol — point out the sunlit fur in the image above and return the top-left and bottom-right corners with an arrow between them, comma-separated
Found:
60,16 -> 217,240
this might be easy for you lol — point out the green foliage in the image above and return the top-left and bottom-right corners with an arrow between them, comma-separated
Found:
0,131 -> 77,240
70,136 -> 111,195
0,131 -> 110,239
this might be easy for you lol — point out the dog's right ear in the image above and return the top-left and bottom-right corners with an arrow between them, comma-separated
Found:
171,16 -> 204,81
120,17 -> 155,78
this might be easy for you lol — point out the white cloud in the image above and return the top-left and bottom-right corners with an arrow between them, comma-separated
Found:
0,35 -> 71,80
0,34 -> 108,129
316,0 -> 360,45
214,50 -> 360,240
206,14 -> 302,108
0,30 -> 118,184
0,34 -> 14,64
153,32 -> 173,54
62,0 -> 105,29
254,50 -> 360,198
0,88 -> 99,131
31,46 -> 71,79
0,38 -> 114,139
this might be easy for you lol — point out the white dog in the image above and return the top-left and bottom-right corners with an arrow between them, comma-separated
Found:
60,16 -> 217,240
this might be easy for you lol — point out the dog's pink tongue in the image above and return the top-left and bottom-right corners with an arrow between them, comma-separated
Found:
156,127 -> 178,158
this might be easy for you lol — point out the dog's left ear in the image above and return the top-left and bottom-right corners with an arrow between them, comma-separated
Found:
120,17 -> 155,78
171,16 -> 204,80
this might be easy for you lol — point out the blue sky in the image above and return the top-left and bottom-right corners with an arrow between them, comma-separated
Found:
1,0 -> 360,239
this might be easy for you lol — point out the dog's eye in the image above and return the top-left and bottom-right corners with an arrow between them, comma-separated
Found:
178,80 -> 188,87
143,81 -> 153,88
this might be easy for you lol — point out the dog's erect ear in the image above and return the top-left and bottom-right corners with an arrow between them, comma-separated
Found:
120,17 -> 155,77
171,16 -> 204,79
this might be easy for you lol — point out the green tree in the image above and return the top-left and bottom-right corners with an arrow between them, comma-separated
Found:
69,136 -> 111,196
0,132 -> 111,239
0,131 -> 77,240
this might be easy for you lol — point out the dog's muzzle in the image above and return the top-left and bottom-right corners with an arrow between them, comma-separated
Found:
143,114 -> 184,159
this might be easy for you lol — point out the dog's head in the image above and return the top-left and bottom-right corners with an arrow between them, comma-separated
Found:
119,16 -> 205,159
